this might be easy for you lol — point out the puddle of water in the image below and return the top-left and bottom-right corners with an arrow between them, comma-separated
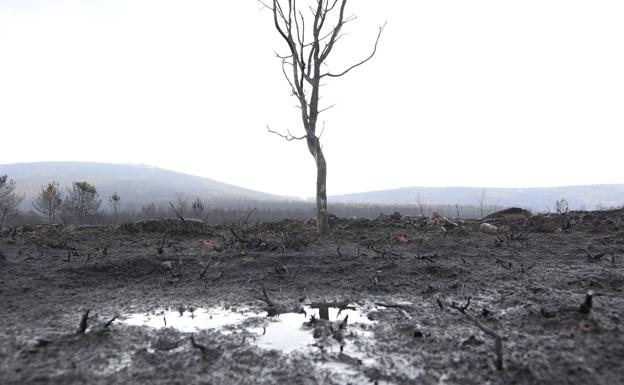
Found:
120,305 -> 378,362
251,305 -> 374,353
119,307 -> 254,333
118,304 -> 398,382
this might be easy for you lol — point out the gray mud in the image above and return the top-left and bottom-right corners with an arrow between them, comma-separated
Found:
1,211 -> 623,384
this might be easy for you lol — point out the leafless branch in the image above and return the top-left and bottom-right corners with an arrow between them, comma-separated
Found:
267,125 -> 307,141
323,21 -> 386,78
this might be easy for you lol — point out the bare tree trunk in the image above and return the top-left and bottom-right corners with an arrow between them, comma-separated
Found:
305,132 -> 330,234
314,148 -> 330,234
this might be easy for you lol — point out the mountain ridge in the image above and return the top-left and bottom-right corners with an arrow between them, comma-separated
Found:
0,161 -> 291,210
330,184 -> 624,211
2,161 -> 623,212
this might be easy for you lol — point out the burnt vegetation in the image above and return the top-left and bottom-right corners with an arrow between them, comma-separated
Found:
1,187 -> 624,384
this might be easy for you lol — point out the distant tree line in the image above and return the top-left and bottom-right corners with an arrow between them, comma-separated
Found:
2,174 -> 621,228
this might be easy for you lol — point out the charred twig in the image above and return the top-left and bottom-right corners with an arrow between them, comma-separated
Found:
578,247 -> 607,262
78,310 -> 90,334
495,230 -> 531,247
102,315 -> 119,329
579,290 -> 594,314
230,228 -> 246,243
452,297 -> 472,313
230,227 -> 268,250
415,253 -> 437,263
190,334 -> 209,358
258,287 -> 281,316
157,234 -> 166,255
447,298 -> 504,371
242,208 -> 257,228
368,239 -> 400,258
97,315 -> 120,334
199,260 -> 213,280
260,287 -> 276,307
0,208 -> 7,229
339,314 -> 349,329
169,202 -> 190,229
212,271 -> 224,282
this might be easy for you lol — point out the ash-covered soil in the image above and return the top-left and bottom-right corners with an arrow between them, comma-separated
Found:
1,210 -> 623,385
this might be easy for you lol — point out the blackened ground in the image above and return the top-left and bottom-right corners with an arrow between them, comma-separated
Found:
1,210 -> 623,385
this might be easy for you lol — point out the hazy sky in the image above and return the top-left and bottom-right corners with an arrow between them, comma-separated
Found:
1,1 -> 623,198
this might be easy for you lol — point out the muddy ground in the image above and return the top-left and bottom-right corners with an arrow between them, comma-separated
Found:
1,210 -> 623,384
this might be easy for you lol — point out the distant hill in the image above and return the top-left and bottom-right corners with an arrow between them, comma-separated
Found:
330,185 -> 624,211
3,162 -> 622,214
0,162 -> 289,211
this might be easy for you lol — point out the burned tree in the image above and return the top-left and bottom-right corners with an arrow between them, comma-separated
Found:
33,181 -> 63,224
191,197 -> 205,219
555,198 -> 569,215
108,192 -> 121,217
174,192 -> 187,218
0,175 -> 24,222
262,0 -> 385,234
64,181 -> 101,224
477,189 -> 487,218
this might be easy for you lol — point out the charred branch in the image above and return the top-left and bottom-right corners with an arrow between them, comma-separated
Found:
78,309 -> 90,334
447,298 -> 504,371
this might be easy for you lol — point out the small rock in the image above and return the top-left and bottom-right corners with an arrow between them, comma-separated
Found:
479,223 -> 498,235
390,212 -> 402,221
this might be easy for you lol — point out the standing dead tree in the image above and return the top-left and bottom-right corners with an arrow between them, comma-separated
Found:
0,175 -> 24,224
191,197 -> 205,219
64,181 -> 101,224
32,181 -> 63,224
417,193 -> 425,217
261,0 -> 386,234
477,189 -> 487,218
108,192 -> 121,218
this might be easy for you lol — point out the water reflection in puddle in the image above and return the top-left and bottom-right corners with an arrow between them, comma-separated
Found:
119,304 -> 390,382
120,305 -> 373,352
120,307 -> 254,333
251,305 -> 373,352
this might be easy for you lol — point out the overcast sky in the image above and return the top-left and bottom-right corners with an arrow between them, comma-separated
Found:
1,0 -> 623,198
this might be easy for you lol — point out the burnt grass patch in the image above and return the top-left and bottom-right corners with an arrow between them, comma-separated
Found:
1,211 -> 624,384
